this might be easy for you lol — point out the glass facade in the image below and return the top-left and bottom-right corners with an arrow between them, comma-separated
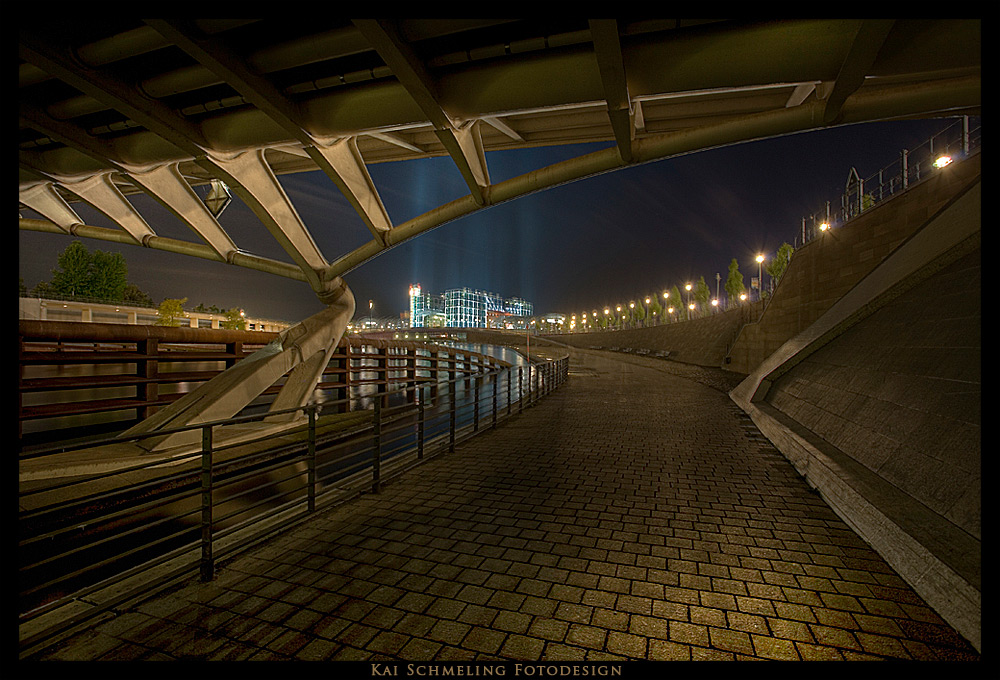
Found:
409,284 -> 533,328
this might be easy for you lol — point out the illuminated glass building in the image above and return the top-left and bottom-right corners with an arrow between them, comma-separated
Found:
409,284 -> 533,328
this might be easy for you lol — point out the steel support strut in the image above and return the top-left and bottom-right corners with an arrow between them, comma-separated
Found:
123,278 -> 356,451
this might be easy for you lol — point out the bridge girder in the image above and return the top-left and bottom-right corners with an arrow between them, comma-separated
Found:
19,19 -> 981,301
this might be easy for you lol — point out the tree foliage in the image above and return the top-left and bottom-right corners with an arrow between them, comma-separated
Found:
220,308 -> 247,330
156,297 -> 188,326
667,285 -> 682,321
694,276 -> 711,316
122,284 -> 154,307
37,240 -> 151,304
725,258 -> 746,307
50,241 -> 95,297
766,243 -> 795,287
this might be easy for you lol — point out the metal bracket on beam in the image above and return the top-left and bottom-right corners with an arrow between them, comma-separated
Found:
122,162 -> 238,260
307,137 -> 393,244
483,117 -> 525,143
437,121 -> 490,205
353,19 -> 491,205
59,171 -> 155,244
823,20 -> 896,124
589,19 -> 634,164
197,148 -> 327,288
18,182 -> 83,233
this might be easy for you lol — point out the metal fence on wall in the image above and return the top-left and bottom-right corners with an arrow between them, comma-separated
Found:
799,116 -> 982,246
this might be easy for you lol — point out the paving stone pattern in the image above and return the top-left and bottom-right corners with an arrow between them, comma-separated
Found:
31,350 -> 978,662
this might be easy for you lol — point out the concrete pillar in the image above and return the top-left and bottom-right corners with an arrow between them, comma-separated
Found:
81,307 -> 92,322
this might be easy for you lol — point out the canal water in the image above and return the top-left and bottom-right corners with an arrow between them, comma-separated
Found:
20,342 -> 532,450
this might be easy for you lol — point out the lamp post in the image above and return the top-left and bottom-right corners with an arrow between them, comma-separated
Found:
756,255 -> 765,301
644,297 -> 650,327
662,291 -> 669,325
629,301 -> 635,329
615,305 -> 622,330
685,283 -> 692,320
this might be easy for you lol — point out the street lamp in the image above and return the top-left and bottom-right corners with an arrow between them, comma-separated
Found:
755,255 -> 765,301
629,301 -> 635,329
685,284 -> 692,320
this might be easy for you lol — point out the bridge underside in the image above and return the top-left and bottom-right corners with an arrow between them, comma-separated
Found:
19,19 -> 981,297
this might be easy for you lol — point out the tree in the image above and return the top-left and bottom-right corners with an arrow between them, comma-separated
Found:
156,297 -> 188,326
30,280 -> 55,298
49,241 -> 94,298
19,278 -> 27,296
46,240 -> 131,301
766,243 -> 795,290
220,308 -> 247,330
123,284 -> 154,307
694,276 -> 711,317
648,297 -> 663,325
630,303 -> 645,328
89,250 -> 128,301
725,258 -> 746,308
667,285 -> 682,322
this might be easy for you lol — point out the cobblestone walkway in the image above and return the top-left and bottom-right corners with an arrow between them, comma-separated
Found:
28,350 -> 978,662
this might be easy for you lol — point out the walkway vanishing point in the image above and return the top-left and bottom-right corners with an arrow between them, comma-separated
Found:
26,346 -> 979,663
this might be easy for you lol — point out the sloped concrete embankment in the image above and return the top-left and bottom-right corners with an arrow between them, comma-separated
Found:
731,168 -> 981,651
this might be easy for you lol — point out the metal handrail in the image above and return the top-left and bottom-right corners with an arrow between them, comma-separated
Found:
18,351 -> 570,655
799,115 -> 981,246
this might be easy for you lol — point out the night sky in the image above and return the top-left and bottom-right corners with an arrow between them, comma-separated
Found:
19,117 -> 962,324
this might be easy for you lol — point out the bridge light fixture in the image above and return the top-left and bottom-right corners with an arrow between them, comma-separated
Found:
933,155 -> 953,169
819,222 -> 830,232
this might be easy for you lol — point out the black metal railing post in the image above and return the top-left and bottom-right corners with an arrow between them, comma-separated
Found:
518,366 -> 524,414
474,375 -> 480,432
372,397 -> 381,493
417,386 -> 425,460
506,368 -> 512,417
492,373 -> 498,429
307,404 -> 317,512
449,368 -> 457,452
200,424 -> 214,582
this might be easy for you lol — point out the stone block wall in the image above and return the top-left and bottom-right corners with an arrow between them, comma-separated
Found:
728,152 -> 981,375
544,301 -> 763,368
765,248 -> 981,540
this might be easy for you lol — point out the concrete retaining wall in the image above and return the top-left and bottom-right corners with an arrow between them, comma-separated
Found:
727,152 -> 982,375
731,172 -> 982,651
540,301 -> 764,368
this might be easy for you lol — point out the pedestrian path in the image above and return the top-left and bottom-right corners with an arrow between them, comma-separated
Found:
26,349 -> 979,662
